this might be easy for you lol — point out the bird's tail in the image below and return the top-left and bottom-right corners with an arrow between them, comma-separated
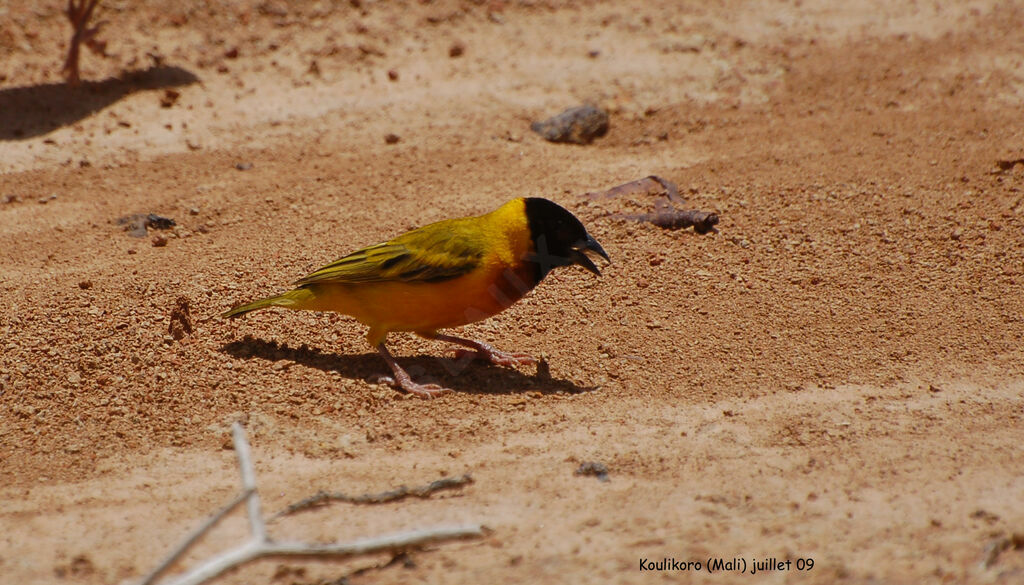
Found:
221,288 -> 315,318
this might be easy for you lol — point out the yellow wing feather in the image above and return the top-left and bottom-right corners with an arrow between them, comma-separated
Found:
294,217 -> 487,286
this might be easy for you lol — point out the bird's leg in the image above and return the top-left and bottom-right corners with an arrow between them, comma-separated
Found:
427,333 -> 537,368
375,343 -> 452,398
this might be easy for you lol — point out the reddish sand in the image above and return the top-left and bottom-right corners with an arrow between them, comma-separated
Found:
2,1 -> 1023,584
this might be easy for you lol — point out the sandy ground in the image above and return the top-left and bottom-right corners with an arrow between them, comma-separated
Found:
2,1 -> 1024,583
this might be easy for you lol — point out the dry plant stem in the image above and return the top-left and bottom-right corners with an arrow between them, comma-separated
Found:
137,489 -> 253,585
140,423 -> 484,585
63,0 -> 104,85
274,474 -> 475,518
160,527 -> 485,585
232,423 -> 266,542
615,209 -> 720,234
583,175 -> 719,233
583,175 -> 683,205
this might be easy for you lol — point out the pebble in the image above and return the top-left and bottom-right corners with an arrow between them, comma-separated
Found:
574,461 -> 610,482
530,105 -> 609,145
152,234 -> 168,247
160,89 -> 181,108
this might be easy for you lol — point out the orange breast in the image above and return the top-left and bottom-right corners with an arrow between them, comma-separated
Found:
295,198 -> 538,343
330,260 -> 533,333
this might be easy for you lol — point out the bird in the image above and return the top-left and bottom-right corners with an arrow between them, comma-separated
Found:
222,197 -> 609,397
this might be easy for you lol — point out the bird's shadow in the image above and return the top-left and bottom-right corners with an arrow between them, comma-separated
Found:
0,65 -> 200,140
220,336 -> 594,396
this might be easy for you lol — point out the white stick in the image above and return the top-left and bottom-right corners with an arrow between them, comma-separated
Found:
161,525 -> 485,585
136,423 -> 485,585
136,488 -> 253,585
230,422 -> 266,543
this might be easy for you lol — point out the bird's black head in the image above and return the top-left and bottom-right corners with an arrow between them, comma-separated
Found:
523,197 -> 610,281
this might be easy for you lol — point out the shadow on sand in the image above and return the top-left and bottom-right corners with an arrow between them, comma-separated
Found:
220,335 -> 594,396
0,65 -> 200,140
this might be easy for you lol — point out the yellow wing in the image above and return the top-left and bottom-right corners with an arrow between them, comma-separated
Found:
294,218 -> 487,286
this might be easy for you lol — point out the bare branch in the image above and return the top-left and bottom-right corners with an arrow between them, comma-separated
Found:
615,208 -> 720,234
136,489 -> 253,585
583,175 -> 683,205
584,175 -> 720,234
274,474 -> 475,518
160,525 -> 484,585
231,423 -> 266,542
137,423 -> 485,585
63,0 -> 106,86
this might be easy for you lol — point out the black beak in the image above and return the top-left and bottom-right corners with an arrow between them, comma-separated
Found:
571,234 -> 611,276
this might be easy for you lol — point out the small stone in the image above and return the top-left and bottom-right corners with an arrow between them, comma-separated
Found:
574,461 -> 610,482
117,212 -> 170,237
950,227 -> 963,240
152,234 -> 168,247
387,69 -> 399,81
384,133 -> 401,144
145,214 -> 176,230
235,162 -> 254,171
78,280 -> 93,290
68,372 -> 81,384
189,207 -> 200,215
160,89 -> 181,108
531,105 -> 609,145
448,41 -> 465,58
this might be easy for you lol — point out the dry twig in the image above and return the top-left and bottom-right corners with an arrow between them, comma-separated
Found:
274,474 -> 474,518
584,175 -> 683,206
618,202 -> 720,234
584,175 -> 720,234
138,423 -> 484,585
63,0 -> 108,85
